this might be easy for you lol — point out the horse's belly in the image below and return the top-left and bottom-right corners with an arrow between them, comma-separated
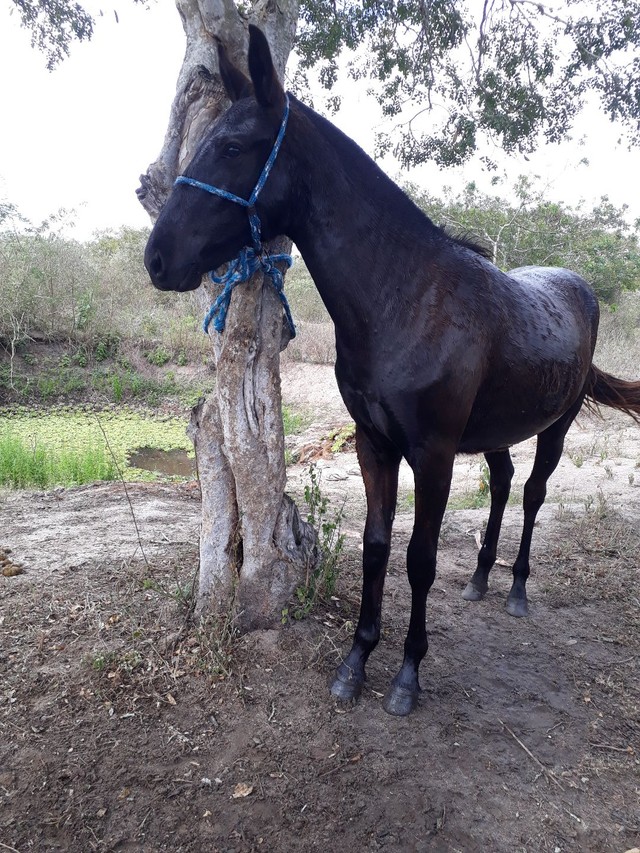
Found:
459,363 -> 588,453
459,415 -> 561,454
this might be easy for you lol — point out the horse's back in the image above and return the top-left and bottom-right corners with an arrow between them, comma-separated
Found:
496,264 -> 600,364
506,265 -> 600,330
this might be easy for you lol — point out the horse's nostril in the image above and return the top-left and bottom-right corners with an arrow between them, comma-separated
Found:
148,251 -> 165,281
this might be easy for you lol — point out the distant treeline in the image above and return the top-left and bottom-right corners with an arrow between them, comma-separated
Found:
407,178 -> 640,305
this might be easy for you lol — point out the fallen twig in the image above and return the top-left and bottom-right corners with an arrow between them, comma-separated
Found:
96,415 -> 151,570
589,743 -> 634,754
498,718 -> 564,790
317,753 -> 362,778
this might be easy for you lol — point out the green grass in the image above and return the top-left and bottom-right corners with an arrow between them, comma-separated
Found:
282,405 -> 308,435
0,432 -> 117,489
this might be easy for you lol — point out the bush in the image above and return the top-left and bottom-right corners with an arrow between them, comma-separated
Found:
146,346 -> 172,367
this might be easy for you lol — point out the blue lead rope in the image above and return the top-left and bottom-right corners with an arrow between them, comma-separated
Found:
203,247 -> 294,335
175,95 -> 296,338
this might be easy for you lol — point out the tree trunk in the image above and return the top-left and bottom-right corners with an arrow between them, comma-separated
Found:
137,0 -> 317,630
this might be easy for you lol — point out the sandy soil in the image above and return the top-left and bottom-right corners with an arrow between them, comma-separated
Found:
1,363 -> 639,852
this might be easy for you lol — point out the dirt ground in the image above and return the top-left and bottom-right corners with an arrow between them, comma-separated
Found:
1,363 -> 639,853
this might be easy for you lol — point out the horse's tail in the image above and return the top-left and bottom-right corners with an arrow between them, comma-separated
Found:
585,365 -> 640,424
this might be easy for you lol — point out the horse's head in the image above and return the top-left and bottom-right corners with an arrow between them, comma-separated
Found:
145,26 -> 290,292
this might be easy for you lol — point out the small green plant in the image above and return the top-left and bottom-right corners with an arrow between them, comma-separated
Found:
582,489 -> 609,519
555,499 -> 569,521
146,346 -> 172,366
71,348 -> 88,368
111,372 -> 124,403
89,649 -> 144,677
282,405 -> 307,436
329,422 -> 356,453
570,452 -> 584,468
478,460 -> 490,496
90,652 -> 113,672
290,463 -> 346,619
95,335 -> 119,362
448,461 -> 491,510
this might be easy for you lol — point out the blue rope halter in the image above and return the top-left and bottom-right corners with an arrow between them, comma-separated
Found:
175,95 -> 295,338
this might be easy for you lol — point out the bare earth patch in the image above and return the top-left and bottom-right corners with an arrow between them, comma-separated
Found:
1,363 -> 639,852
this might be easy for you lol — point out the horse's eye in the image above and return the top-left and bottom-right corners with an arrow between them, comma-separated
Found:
223,144 -> 242,158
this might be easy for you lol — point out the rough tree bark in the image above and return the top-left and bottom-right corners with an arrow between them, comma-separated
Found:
137,0 -> 317,631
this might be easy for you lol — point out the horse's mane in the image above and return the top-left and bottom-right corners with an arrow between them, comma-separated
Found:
291,97 -> 493,263
444,230 -> 494,260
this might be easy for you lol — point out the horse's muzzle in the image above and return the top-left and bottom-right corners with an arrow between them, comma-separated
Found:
144,242 -> 201,292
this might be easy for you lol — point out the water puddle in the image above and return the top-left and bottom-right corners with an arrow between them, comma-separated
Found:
128,447 -> 195,478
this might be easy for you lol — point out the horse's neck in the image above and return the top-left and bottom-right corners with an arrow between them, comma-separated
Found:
287,104 -> 436,329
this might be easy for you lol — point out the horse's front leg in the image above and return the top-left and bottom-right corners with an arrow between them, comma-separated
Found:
330,427 -> 401,702
383,441 -> 455,716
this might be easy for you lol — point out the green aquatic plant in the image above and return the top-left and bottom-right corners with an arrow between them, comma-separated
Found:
0,406 -> 194,487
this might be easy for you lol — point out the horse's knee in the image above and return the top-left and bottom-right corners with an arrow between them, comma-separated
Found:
490,480 -> 511,504
363,536 -> 390,563
522,479 -> 547,515
406,537 -> 436,589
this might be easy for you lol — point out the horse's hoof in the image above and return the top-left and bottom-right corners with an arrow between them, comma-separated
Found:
382,683 -> 420,717
329,664 -> 363,703
506,596 -> 529,618
462,581 -> 486,602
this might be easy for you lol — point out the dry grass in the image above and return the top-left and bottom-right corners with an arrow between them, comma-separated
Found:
594,292 -> 640,378
284,320 -> 336,364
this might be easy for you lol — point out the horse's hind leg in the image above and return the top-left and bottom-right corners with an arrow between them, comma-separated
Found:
507,399 -> 584,617
330,427 -> 401,703
462,449 -> 514,602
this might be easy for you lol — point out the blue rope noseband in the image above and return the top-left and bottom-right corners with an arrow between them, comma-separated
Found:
175,95 -> 295,338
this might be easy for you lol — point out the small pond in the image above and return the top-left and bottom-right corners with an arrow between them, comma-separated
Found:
0,405 -> 195,487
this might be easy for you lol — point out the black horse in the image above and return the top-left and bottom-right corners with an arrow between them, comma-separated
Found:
145,26 -> 640,716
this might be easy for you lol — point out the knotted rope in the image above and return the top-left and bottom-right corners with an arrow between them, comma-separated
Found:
203,247 -> 294,335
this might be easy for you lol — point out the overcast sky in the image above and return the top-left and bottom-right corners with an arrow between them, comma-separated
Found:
0,2 -> 183,238
0,1 -> 637,241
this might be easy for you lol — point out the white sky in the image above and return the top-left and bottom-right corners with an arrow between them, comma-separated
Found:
0,1 -> 637,241
0,1 -> 184,238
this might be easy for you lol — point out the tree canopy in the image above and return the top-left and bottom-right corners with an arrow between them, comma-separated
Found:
296,0 -> 640,167
13,0 -> 640,165
11,0 -> 94,69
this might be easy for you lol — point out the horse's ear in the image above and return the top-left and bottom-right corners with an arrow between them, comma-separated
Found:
217,42 -> 253,102
247,24 -> 286,112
